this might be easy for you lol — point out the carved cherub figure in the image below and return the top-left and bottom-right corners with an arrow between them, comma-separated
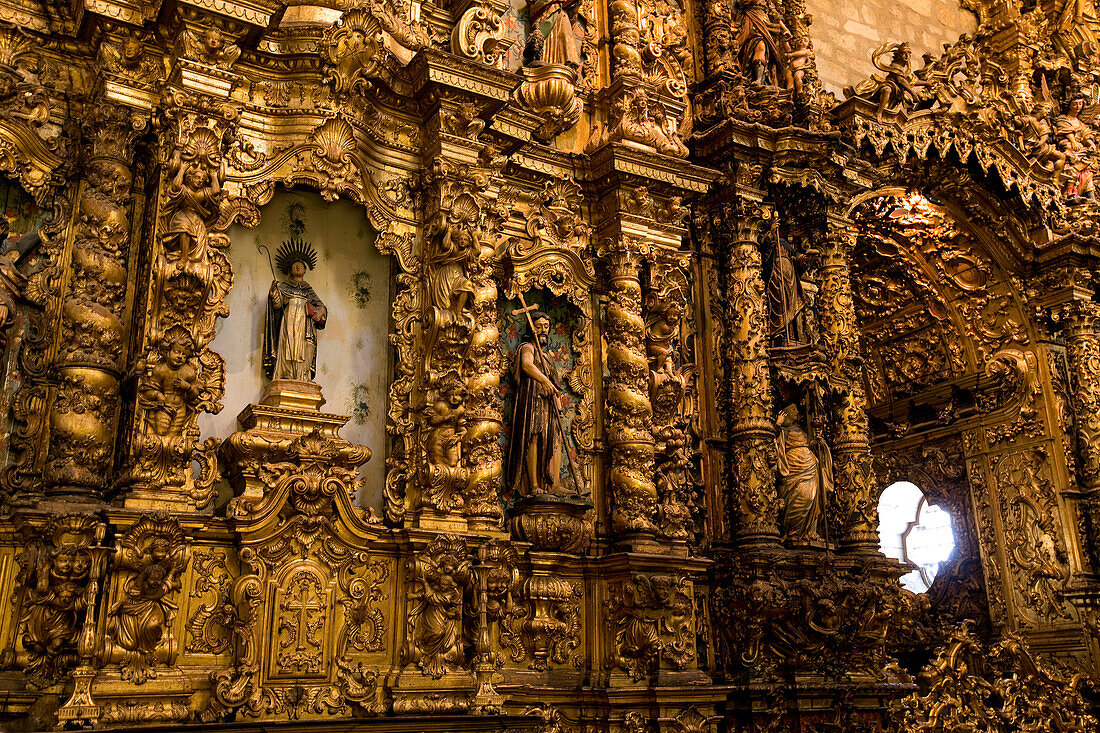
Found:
179,26 -> 241,69
783,33 -> 814,97
424,372 -> 467,469
139,327 -> 201,438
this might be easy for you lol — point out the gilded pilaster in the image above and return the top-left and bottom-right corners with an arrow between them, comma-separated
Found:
602,236 -> 659,539
722,200 -> 778,546
117,96 -> 235,511
819,214 -> 877,551
42,104 -> 143,501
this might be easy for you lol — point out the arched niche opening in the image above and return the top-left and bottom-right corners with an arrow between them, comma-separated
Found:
199,190 -> 392,514
878,480 -> 956,593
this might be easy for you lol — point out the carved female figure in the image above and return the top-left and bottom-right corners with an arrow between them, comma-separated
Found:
404,540 -> 471,678
103,519 -> 190,683
775,404 -> 832,541
1055,94 -> 1096,199
263,239 -> 328,382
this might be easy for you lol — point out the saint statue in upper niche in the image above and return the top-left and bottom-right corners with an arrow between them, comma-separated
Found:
263,239 -> 327,382
525,0 -> 583,68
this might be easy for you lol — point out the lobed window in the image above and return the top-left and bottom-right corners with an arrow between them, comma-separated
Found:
877,481 -> 955,593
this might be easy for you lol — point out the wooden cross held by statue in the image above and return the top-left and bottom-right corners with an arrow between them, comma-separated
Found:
512,292 -> 585,495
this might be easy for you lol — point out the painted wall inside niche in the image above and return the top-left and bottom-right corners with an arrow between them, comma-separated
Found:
199,191 -> 391,512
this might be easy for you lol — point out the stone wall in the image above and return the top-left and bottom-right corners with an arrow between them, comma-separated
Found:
809,0 -> 977,97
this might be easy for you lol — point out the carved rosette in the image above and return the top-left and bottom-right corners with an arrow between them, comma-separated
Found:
43,105 -> 142,498
722,203 -> 778,544
603,238 -> 659,537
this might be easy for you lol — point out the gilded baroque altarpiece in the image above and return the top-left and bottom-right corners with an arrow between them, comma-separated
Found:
0,0 -> 1098,728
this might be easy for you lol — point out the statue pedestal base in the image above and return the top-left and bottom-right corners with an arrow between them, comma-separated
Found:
389,670 -> 475,714
222,383 -> 367,506
509,494 -> 594,553
261,378 -> 325,411
92,668 -> 193,725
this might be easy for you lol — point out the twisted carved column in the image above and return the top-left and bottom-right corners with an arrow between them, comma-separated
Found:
463,237 -> 504,527
1063,299 -> 1100,567
819,215 -> 878,551
604,237 -> 658,538
43,105 -> 141,500
723,203 -> 778,545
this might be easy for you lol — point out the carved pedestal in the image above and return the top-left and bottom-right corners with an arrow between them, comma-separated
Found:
512,65 -> 583,142
509,495 -> 594,554
389,670 -> 477,714
92,669 -> 193,725
222,381 -> 369,507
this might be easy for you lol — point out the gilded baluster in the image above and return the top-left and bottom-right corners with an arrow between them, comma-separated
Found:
1063,299 -> 1100,568
602,237 -> 659,539
819,214 -> 877,551
722,202 -> 778,545
42,104 -> 142,500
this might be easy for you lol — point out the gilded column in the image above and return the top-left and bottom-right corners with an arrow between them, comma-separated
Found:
820,214 -> 877,551
43,104 -> 142,500
722,201 -> 778,545
603,237 -> 659,540
463,225 -> 505,528
1063,299 -> 1100,565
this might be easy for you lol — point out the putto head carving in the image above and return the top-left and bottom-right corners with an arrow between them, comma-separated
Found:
275,238 -> 318,274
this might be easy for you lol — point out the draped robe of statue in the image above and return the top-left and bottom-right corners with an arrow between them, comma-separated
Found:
733,0 -> 786,82
529,0 -> 582,67
264,278 -> 327,381
776,417 -> 832,540
506,337 -> 564,497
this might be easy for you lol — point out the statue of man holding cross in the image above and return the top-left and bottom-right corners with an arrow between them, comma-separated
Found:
505,306 -> 572,497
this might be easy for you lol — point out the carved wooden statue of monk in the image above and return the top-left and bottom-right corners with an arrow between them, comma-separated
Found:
263,238 -> 327,382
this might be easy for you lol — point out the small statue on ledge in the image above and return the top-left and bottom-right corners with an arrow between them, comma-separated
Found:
775,404 -> 832,542
262,238 -> 327,382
